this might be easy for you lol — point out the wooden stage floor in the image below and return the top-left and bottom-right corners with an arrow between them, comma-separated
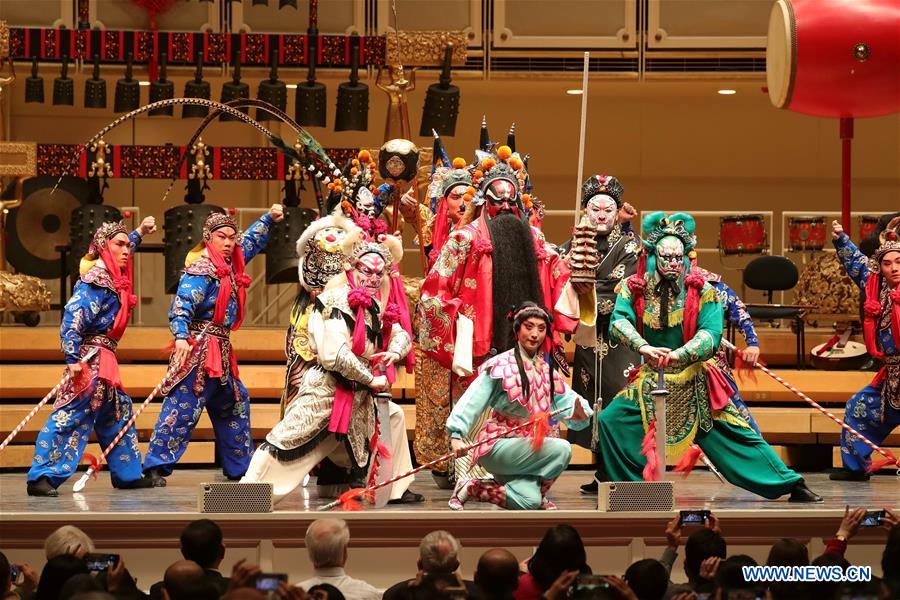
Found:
2,470 -> 897,551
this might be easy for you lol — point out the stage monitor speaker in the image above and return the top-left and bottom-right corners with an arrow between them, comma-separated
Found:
597,481 -> 674,512
198,482 -> 273,513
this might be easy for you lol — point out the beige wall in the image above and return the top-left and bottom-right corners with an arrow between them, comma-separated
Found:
6,70 -> 899,325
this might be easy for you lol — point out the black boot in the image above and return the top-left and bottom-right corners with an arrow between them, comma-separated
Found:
388,490 -> 425,504
143,468 -> 167,487
788,479 -> 823,503
580,479 -> 598,495
829,468 -> 870,482
113,477 -> 155,490
27,477 -> 59,497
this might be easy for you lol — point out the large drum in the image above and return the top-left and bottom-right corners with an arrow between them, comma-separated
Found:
859,215 -> 880,242
719,215 -> 767,255
767,0 -> 900,118
788,216 -> 826,251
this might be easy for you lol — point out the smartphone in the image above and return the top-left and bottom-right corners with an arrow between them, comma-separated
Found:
860,510 -> 885,527
83,553 -> 119,572
680,509 -> 711,525
9,564 -> 18,584
572,574 -> 611,592
255,573 -> 287,592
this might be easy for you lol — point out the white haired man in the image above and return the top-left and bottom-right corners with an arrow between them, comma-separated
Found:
383,530 -> 479,599
297,519 -> 380,600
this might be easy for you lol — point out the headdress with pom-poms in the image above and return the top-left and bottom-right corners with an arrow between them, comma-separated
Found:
326,150 -> 391,218
427,156 -> 474,210
470,143 -> 528,208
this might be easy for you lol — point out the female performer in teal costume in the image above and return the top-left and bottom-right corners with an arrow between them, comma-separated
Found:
597,212 -> 821,502
447,302 -> 591,510
143,206 -> 283,484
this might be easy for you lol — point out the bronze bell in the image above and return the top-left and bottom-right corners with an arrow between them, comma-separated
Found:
183,55 -> 211,118
114,52 -> 141,113
52,56 -> 74,106
419,45 -> 460,137
220,59 -> 249,122
256,49 -> 287,121
148,53 -> 175,116
295,31 -> 326,127
84,54 -> 107,109
25,57 -> 45,103
334,40 -> 368,132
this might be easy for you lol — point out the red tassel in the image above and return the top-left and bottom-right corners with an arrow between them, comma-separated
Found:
640,421 -> 659,481
733,353 -> 758,385
336,488 -> 368,511
673,445 -> 703,478
866,454 -> 899,474
82,453 -> 102,478
530,412 -> 551,451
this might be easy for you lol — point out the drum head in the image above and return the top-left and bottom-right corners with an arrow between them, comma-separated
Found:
767,0 -> 795,109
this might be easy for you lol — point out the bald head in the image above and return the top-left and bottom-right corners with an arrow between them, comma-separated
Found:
475,549 -> 519,598
163,560 -> 204,600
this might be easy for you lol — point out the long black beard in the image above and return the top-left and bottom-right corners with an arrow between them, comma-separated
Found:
655,276 -> 681,329
487,212 -> 544,353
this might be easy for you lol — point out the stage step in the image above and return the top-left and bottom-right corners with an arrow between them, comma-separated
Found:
0,325 -> 846,367
0,364 -> 870,405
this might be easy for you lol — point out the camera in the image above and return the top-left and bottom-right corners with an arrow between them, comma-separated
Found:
860,510 -> 885,528
254,573 -> 287,592
84,553 -> 119,572
680,509 -> 711,525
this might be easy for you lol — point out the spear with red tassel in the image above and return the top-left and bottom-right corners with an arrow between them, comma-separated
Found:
319,406 -> 570,511
723,339 -> 900,473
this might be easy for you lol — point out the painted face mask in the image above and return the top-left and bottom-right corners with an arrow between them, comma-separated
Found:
354,252 -> 387,291
585,195 -> 618,234
314,226 -> 347,253
354,187 -> 377,218
485,178 -> 519,218
656,236 -> 685,281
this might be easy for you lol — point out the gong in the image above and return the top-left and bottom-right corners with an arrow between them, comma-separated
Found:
6,176 -> 89,279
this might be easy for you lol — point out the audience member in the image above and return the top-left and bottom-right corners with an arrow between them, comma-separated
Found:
179,519 -> 230,596
44,526 -> 95,560
1,550 -> 38,600
515,525 -> 589,600
623,559 -> 667,600
307,583 -> 346,600
765,538 -> 809,600
384,531 -> 479,600
881,512 -> 900,599
0,552 -> 13,600
296,519 -> 380,600
160,560 -> 205,600
34,555 -> 89,600
70,594 -> 115,600
59,574 -> 104,599
475,549 -> 519,600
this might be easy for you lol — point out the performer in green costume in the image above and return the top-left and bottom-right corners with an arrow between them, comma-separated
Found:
597,212 -> 822,502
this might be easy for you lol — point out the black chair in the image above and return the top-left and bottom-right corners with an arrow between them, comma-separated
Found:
741,255 -> 807,368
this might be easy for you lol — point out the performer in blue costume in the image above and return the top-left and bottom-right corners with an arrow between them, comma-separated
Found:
143,205 -> 284,484
27,217 -> 158,496
830,218 -> 900,480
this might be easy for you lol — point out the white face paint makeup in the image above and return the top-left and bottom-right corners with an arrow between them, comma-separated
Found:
354,187 -> 377,217
354,252 -> 387,291
585,195 -> 618,234
656,236 -> 685,281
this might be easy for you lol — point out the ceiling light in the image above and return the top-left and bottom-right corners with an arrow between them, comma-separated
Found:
717,89 -> 736,95
566,89 -> 583,95
138,81 -> 151,87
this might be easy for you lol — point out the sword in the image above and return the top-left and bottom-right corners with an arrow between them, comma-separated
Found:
370,390 -> 395,508
649,366 -> 668,481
